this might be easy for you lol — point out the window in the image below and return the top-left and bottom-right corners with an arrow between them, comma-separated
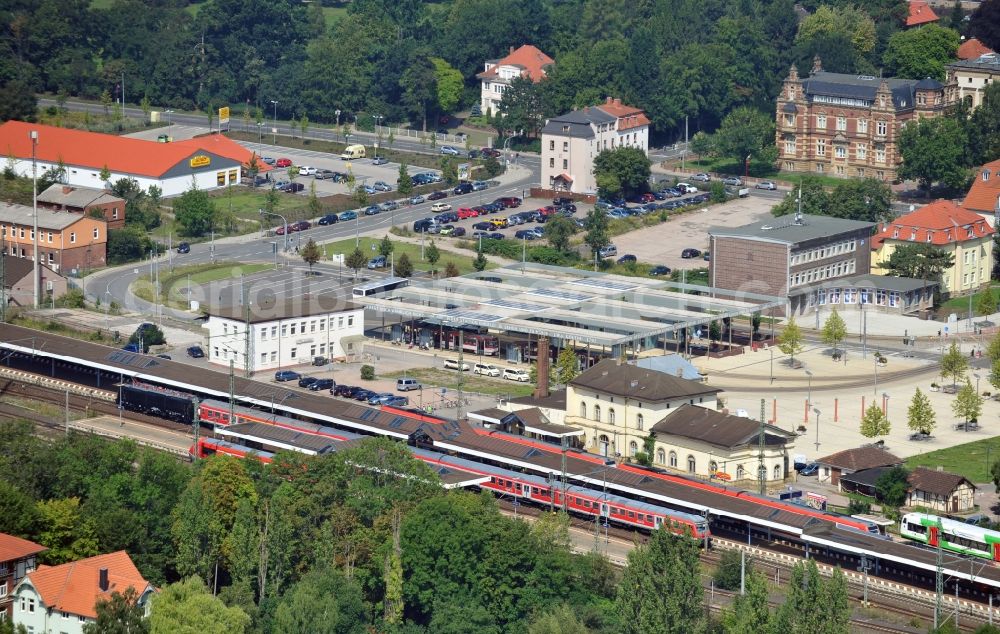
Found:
836,116 -> 846,131
593,405 -> 601,422
549,140 -> 554,150
580,402 -> 587,418
784,139 -> 796,154
93,227 -> 99,239
608,408 -> 616,425
271,326 -> 277,338
629,441 -> 637,457
563,141 -> 568,151
216,172 -> 226,186
290,347 -> 297,359
260,352 -> 267,364
857,144 -> 867,160
112,209 -> 118,219
876,120 -> 887,136
338,317 -> 344,328
290,323 -> 296,335
0,584 -> 6,598
875,147 -> 886,163
984,169 -> 991,182
784,113 -> 795,126
636,413 -> 644,431
310,320 -> 316,333
687,456 -> 696,473
348,316 -> 354,326
270,351 -> 277,362
62,612 -> 69,620
816,139 -> 826,156
549,158 -> 554,168
669,451 -> 677,468
835,145 -> 846,158
737,465 -> 745,479
18,228 -> 23,238
319,319 -> 326,331
28,598 -> 35,613
817,114 -> 827,129
562,159 -> 568,169
213,346 -> 219,358
281,324 -> 287,336
70,232 -> 76,244
657,448 -> 665,464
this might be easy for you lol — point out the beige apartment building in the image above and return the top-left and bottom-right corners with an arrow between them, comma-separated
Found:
540,97 -> 650,194
947,53 -> 1000,109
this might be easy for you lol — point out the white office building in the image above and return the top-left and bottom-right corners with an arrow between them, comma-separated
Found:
204,297 -> 365,373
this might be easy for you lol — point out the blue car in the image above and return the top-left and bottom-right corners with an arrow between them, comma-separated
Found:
339,210 -> 358,221
274,370 -> 301,382
364,205 -> 382,215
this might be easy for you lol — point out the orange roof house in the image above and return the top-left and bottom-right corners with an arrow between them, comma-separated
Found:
0,534 -> 45,564
596,96 -> 652,131
13,551 -> 154,628
872,199 -> 995,296
906,0 -> 939,26
958,38 -> 994,60
963,159 -> 1000,217
477,45 -> 554,84
0,534 -> 45,621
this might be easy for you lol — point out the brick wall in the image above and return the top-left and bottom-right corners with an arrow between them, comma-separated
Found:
710,236 -> 789,300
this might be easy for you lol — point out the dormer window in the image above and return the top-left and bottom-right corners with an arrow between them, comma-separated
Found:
892,228 -> 899,238
984,170 -> 991,182
926,231 -> 933,242
910,230 -> 916,241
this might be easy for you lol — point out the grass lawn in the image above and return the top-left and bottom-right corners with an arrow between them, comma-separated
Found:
207,188 -> 305,220
678,157 -> 847,189
133,262 -> 272,309
381,367 -> 535,399
322,237 -> 497,275
939,284 -> 1000,314
905,437 -> 1000,483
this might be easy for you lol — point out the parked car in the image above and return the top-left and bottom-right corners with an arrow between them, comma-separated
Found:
598,244 -> 618,258
308,378 -> 334,391
649,265 -> 672,276
381,200 -> 399,211
502,368 -> 530,382
413,218 -> 436,232
373,181 -> 392,192
339,210 -> 358,221
315,169 -> 335,180
382,395 -> 409,407
298,376 -> 319,388
352,389 -> 375,402
617,254 -> 637,264
474,363 -> 501,377
155,354 -> 171,360
331,172 -> 350,183
272,180 -> 290,191
497,196 -> 522,208
756,180 -> 777,190
681,248 -> 702,259
318,214 -> 339,225
468,149 -> 481,159
798,463 -> 819,476
451,227 -> 466,237
409,195 -> 425,205
285,182 -> 305,193
456,207 -> 478,219
444,359 -> 470,371
275,370 -> 301,382
472,181 -> 488,191
453,182 -> 474,195
722,176 -> 743,187
290,220 -> 311,232
372,156 -> 389,165
677,183 -> 698,194
275,158 -> 292,167
431,202 -> 452,212
440,145 -> 460,156
691,173 -> 711,182
488,232 -> 505,240
396,378 -> 422,391
427,191 -> 448,201
514,229 -> 538,240
439,225 -> 456,236
481,147 -> 501,158
176,242 -> 190,254
473,221 -> 492,231
313,356 -> 328,366
364,205 -> 382,215
367,392 -> 395,405
261,157 -> 276,165
368,255 -> 387,269
298,166 -> 317,176
187,346 -> 205,358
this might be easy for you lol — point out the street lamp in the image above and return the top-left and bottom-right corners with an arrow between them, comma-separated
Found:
975,373 -> 982,396
257,121 -> 263,143
164,109 -> 174,125
259,209 -> 289,252
805,369 -> 813,410
813,407 -> 821,452
30,129 -> 39,309
270,100 -> 279,142
883,392 -> 890,417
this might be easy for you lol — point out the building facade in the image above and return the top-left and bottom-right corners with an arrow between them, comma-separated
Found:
0,121 -> 264,198
540,97 -> 650,194
0,534 -> 44,622
37,185 -> 126,229
871,199 -> 994,297
0,203 -> 107,274
204,298 -> 365,373
12,551 -> 153,634
477,45 -> 554,116
947,53 -> 1000,109
906,467 -> 976,513
2,255 -> 68,307
775,57 -> 955,181
564,359 -> 721,459
962,159 -> 1000,222
649,405 -> 797,483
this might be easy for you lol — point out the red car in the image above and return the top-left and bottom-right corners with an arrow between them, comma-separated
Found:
639,193 -> 656,203
457,207 -> 478,219
481,148 -> 501,158
276,158 -> 292,168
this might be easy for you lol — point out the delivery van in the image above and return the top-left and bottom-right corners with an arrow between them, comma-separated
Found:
340,144 -> 366,160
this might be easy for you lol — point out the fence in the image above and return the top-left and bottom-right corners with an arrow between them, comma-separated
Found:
372,125 -> 469,147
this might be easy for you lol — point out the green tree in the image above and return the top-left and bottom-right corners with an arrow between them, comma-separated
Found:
527,604 -> 592,634
345,248 -> 367,278
615,528 -> 705,634
772,176 -> 829,217
301,238 -> 322,275
777,316 -> 803,364
883,24 -> 961,80
300,113 -> 309,139
953,378 -> 983,423
35,497 -> 99,564
497,75 -> 544,138
379,235 -> 395,258
100,164 -> 112,185
583,208 -> 610,260
714,106 -> 778,175
988,332 -> 1000,363
979,287 -> 998,316
431,57 -> 464,114
821,308 -> 847,356
140,95 -> 152,124
859,403 -> 891,440
689,131 -> 715,158
440,158 -> 458,186
173,186 -> 216,237
444,261 -> 460,278
795,4 -> 877,58
827,178 -> 894,223
398,163 -> 413,197
898,117 -> 970,194
129,324 -> 165,353
593,147 -> 652,199
150,577 -> 249,634
714,549 -> 752,591
544,216 -> 575,253
83,586 -> 149,634
881,243 -> 955,290
875,466 -> 911,510
968,83 -> 1000,166
940,341 -> 969,388
774,559 -> 850,634
396,253 -> 414,278
721,570 -> 773,633
307,180 -> 322,215
989,358 -> 1000,394
272,565 -> 368,634
0,481 -> 39,539
400,58 -> 437,132
554,347 -> 579,385
473,250 -> 489,272
907,388 -> 937,434
101,90 -> 113,118
709,181 -> 727,203
426,240 -> 441,271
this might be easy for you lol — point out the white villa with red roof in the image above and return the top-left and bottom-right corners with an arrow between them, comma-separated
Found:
871,199 -> 995,297
12,551 -> 154,634
0,533 -> 45,621
477,45 -> 554,116
540,97 -> 651,194
0,121 -> 267,197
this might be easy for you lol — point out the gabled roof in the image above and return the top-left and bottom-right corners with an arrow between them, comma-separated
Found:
569,359 -> 720,403
0,121 -> 263,179
872,199 -> 994,248
0,202 -> 102,231
957,38 -> 994,60
37,184 -> 122,209
908,466 -> 975,496
817,447 -> 901,471
596,97 -> 652,130
3,255 -> 62,287
477,45 -> 554,83
651,404 -> 796,449
0,533 -> 45,562
24,551 -> 151,619
906,0 -> 939,26
962,159 -> 1000,215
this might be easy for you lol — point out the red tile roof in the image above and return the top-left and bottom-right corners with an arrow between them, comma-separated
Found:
25,551 -> 151,619
962,159 -> 1000,215
958,38 -> 994,60
906,0 -> 939,26
0,533 -> 45,562
477,45 -> 554,83
596,97 -> 652,131
0,121 -> 265,179
871,199 -> 994,248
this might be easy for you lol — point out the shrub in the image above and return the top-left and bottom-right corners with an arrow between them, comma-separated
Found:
54,287 -> 85,308
360,364 -> 375,380
714,549 -> 752,590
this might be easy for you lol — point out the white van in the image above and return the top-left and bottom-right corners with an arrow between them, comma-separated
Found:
444,359 -> 470,371
340,144 -> 366,160
474,363 -> 500,377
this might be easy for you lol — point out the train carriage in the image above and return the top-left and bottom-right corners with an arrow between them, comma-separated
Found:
900,512 -> 1000,561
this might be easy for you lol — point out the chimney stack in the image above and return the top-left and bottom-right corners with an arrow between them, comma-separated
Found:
98,568 -> 109,592
509,45 -> 515,55
614,98 -> 621,106
533,336 -> 550,399
61,185 -> 72,194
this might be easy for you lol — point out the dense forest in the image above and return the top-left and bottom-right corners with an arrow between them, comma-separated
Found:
4,0 -> 994,140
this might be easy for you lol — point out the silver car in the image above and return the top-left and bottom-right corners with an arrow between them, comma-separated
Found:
756,181 -> 777,190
